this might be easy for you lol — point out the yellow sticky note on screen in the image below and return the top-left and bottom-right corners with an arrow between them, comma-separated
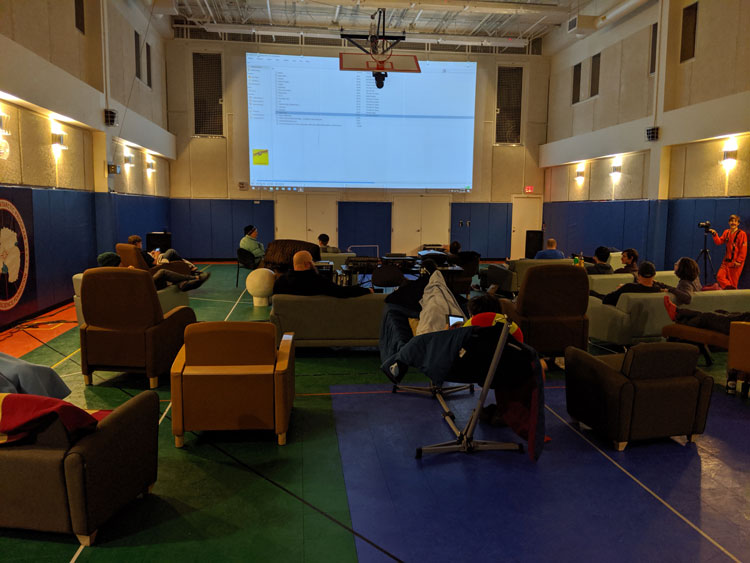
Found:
253,149 -> 269,165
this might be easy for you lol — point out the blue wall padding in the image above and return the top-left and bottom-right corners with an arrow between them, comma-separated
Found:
169,198 -> 275,259
450,203 -> 511,258
2,185 -> 37,326
94,193 -> 117,255
31,188 -> 96,311
338,202 -> 391,257
112,194 -> 170,247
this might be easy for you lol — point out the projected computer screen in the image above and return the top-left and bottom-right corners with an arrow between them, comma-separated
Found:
246,53 -> 476,190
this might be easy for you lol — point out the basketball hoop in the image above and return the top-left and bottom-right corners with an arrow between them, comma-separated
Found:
368,11 -> 393,67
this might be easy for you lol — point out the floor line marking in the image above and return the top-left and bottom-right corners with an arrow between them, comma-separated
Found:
224,289 -> 247,321
189,297 -> 243,304
545,404 -> 741,563
52,348 -> 80,369
69,543 -> 84,563
159,402 -> 172,426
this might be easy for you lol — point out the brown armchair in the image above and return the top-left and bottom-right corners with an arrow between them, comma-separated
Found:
500,264 -> 589,358
116,243 -> 192,276
261,239 -> 320,273
171,322 -> 295,447
728,321 -> 750,398
79,268 -> 197,388
0,391 -> 159,545
564,343 -> 713,450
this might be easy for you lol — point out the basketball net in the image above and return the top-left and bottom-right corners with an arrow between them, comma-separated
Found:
369,16 -> 392,69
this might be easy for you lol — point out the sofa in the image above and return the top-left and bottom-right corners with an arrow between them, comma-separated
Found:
72,273 -> 189,327
588,288 -> 750,345
588,271 -> 679,295
481,258 -> 575,294
0,391 -> 159,545
269,293 -> 387,346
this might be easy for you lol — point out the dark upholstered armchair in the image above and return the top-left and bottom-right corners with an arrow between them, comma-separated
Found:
261,239 -> 320,273
564,343 -> 713,451
116,243 -> 192,276
170,322 -> 295,447
500,264 -> 589,358
0,391 -> 159,545
79,268 -> 196,388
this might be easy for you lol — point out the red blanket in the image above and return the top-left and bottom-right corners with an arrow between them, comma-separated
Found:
0,393 -> 107,445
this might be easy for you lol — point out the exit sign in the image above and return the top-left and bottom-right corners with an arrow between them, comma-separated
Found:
524,185 -> 534,193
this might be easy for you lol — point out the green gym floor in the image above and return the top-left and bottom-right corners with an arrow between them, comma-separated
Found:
0,263 -> 742,562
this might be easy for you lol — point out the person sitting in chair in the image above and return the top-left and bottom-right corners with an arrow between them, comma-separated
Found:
273,250 -> 371,297
98,252 -> 209,292
534,238 -> 565,259
127,235 -> 196,273
239,225 -> 265,266
614,248 -> 639,274
317,233 -> 340,253
585,246 -> 614,275
590,261 -> 662,305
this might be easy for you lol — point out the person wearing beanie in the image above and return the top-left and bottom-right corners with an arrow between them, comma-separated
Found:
96,251 -> 210,292
590,260 -> 663,306
239,224 -> 265,266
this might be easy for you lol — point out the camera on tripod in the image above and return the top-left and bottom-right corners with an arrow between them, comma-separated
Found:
698,221 -> 712,232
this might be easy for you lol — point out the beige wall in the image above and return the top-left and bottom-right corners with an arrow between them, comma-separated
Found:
165,39 -> 549,204
664,0 -> 750,111
0,0 -> 103,92
548,20 -> 655,143
0,100 -> 93,190
544,150 -> 650,202
669,134 -> 749,199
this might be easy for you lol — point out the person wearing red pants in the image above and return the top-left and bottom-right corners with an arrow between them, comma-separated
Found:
709,214 -> 747,289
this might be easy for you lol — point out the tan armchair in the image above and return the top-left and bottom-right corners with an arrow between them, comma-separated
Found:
728,321 -> 750,398
564,343 -> 713,450
116,243 -> 192,276
500,264 -> 589,358
79,268 -> 197,388
170,322 -> 295,447
0,391 -> 159,545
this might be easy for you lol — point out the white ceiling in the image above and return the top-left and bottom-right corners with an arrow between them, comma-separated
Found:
164,0 -> 589,49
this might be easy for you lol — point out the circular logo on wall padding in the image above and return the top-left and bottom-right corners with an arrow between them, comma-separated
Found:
0,199 -> 30,311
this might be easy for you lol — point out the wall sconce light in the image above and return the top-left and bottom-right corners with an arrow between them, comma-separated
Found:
0,112 -> 9,136
0,112 -> 9,160
146,158 -> 155,175
609,156 -> 622,183
575,162 -> 585,186
124,152 -> 135,168
50,129 -> 68,160
721,137 -> 738,172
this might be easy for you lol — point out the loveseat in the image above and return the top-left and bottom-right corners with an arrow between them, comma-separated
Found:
72,273 -> 189,327
269,293 -> 387,346
588,271 -> 679,295
588,288 -> 750,345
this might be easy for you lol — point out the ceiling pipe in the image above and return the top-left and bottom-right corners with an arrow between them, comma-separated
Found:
319,0 -> 567,20
596,0 -> 651,29
202,22 -> 527,46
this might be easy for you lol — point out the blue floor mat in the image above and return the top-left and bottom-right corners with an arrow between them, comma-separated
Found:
331,382 -> 748,562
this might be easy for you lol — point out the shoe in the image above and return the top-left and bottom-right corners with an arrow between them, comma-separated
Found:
726,371 -> 737,395
663,295 -> 677,321
180,271 -> 210,291
382,360 -> 406,384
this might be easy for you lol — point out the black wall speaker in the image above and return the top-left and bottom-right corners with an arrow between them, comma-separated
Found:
525,230 -> 544,259
646,126 -> 659,141
104,109 -> 118,127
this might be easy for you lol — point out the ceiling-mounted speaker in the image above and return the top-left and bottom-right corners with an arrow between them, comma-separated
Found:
646,126 -> 659,141
104,109 -> 118,127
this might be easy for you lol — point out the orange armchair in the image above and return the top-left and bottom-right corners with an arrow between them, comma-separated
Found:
79,268 -> 197,388
170,322 -> 295,447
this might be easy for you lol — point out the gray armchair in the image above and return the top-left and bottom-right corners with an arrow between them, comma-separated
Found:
564,343 -> 713,450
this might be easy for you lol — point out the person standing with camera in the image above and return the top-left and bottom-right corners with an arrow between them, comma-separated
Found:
709,214 -> 747,289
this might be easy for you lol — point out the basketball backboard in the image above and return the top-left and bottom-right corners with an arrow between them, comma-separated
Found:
339,53 -> 421,73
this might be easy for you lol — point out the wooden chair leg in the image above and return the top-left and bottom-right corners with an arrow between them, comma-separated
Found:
139,483 -> 156,498
686,434 -> 698,443
76,530 -> 97,546
614,441 -> 627,451
175,435 -> 184,448
277,432 -> 287,446
148,376 -> 159,389
83,374 -> 92,385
